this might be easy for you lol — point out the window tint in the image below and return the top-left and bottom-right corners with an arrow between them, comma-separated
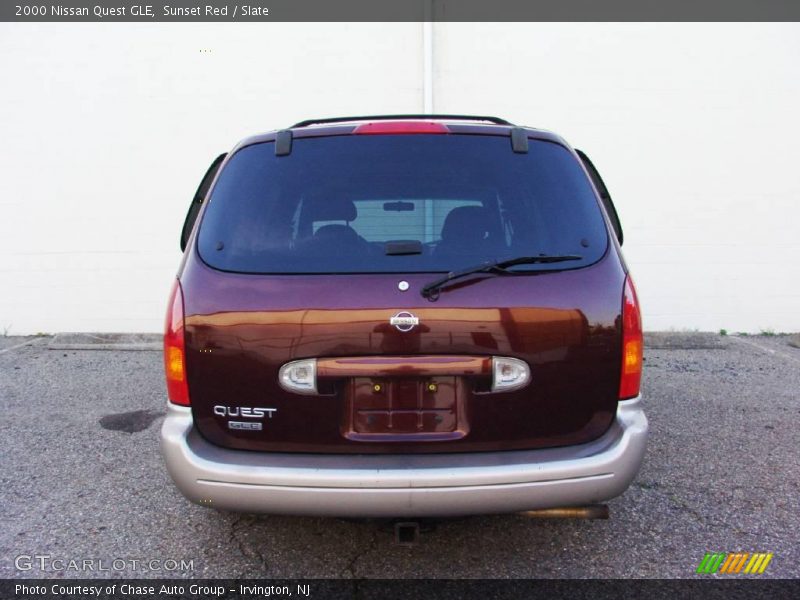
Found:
197,135 -> 608,274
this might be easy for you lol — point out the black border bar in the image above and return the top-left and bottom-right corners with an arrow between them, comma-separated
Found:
4,579 -> 800,600
4,0 -> 800,22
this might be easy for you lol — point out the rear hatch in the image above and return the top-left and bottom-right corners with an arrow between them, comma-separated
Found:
181,127 -> 626,453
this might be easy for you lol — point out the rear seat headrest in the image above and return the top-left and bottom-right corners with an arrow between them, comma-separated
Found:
441,206 -> 489,241
305,198 -> 357,222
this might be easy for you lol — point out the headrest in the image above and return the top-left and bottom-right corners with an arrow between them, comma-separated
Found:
313,224 -> 359,242
305,198 -> 357,222
441,206 -> 488,241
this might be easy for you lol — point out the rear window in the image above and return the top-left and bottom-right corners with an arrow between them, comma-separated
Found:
197,134 -> 608,274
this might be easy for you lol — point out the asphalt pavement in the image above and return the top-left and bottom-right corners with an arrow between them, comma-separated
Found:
1,332 -> 798,579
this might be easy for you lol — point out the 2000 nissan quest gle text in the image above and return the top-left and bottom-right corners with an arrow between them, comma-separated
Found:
160,115 -> 648,518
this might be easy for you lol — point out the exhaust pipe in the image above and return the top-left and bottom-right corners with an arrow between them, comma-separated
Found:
518,505 -> 610,519
394,521 -> 421,546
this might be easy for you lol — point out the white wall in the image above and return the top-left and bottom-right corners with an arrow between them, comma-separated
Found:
0,23 -> 424,333
1,23 -> 798,334
435,23 -> 800,333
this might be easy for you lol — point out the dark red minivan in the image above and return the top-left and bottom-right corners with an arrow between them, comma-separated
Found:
160,115 -> 647,517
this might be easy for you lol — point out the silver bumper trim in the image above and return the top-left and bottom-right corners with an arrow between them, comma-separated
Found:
160,398 -> 648,517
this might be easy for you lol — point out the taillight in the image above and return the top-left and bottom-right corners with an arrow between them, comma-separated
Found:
619,275 -> 643,399
353,121 -> 450,135
164,279 -> 190,406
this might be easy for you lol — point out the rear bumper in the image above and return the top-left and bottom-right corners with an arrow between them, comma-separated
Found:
160,397 -> 648,517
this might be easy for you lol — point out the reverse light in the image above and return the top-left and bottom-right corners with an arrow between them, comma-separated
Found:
279,359 -> 318,395
619,275 -> 643,399
164,279 -> 190,406
353,121 -> 450,135
491,357 -> 531,392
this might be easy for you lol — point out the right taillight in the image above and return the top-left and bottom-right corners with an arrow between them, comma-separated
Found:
164,279 -> 190,406
619,275 -> 643,399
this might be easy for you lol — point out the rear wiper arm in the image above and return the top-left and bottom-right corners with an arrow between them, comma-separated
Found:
420,255 -> 582,301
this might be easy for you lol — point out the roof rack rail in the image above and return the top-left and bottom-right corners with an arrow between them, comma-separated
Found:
291,114 -> 514,128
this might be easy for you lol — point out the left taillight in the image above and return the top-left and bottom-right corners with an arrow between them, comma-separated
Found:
619,275 -> 643,399
164,279 -> 190,406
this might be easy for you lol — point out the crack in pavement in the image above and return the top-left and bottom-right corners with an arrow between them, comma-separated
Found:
341,527 -> 379,579
637,484 -> 719,527
229,515 -> 270,577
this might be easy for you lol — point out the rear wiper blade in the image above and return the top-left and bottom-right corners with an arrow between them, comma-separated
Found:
420,255 -> 582,301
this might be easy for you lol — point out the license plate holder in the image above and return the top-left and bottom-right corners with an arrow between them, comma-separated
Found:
344,376 -> 468,441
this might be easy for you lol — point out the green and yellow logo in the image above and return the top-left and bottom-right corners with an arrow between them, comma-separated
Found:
696,552 -> 773,575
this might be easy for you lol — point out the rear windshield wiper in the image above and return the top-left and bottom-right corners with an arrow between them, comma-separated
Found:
420,255 -> 582,301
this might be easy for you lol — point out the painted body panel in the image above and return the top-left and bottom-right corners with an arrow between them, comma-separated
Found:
180,243 -> 626,453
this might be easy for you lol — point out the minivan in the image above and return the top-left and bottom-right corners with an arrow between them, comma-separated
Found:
160,115 -> 648,517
